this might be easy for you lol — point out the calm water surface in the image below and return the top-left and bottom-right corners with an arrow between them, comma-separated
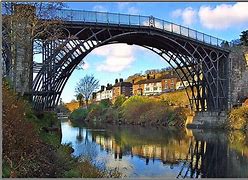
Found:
61,119 -> 248,178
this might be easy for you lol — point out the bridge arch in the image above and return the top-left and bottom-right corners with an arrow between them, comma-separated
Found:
33,25 -> 229,112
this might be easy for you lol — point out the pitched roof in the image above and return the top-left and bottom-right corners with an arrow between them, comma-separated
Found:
106,85 -> 113,90
134,78 -> 162,85
160,73 -> 178,79
113,82 -> 132,87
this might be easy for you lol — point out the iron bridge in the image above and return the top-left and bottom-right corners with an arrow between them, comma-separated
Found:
4,8 -> 231,112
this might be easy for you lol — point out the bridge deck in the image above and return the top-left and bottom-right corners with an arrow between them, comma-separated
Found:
39,8 -> 230,50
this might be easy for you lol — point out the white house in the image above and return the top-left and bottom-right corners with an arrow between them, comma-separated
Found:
95,84 -> 113,101
96,90 -> 102,101
143,79 -> 162,96
101,86 -> 113,100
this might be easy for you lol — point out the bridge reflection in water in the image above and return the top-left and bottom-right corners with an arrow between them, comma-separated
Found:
61,121 -> 248,178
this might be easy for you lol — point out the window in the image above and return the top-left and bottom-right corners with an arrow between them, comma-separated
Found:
146,87 -> 150,91
154,87 -> 158,91
171,80 -> 174,88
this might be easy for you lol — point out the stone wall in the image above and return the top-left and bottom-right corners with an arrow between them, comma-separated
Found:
187,111 -> 227,129
229,46 -> 248,107
10,5 -> 35,95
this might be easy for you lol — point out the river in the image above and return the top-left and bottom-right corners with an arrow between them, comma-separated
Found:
61,119 -> 248,178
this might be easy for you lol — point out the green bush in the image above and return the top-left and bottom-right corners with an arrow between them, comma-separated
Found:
86,100 -> 112,122
121,96 -> 186,126
121,96 -> 153,123
113,95 -> 126,108
101,107 -> 119,123
70,108 -> 88,121
226,106 -> 248,130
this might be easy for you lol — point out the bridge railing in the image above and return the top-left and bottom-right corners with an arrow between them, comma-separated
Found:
2,6 -> 237,49
40,8 -> 231,49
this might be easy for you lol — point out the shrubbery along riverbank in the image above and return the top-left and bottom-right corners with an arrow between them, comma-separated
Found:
70,95 -> 187,127
2,80 -> 121,178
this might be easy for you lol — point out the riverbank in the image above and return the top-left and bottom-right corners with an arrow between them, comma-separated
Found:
70,95 -> 248,131
226,106 -> 248,130
2,80 -> 121,178
70,95 -> 189,128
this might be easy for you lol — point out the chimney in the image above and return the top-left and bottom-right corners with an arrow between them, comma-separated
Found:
120,78 -> 123,83
147,74 -> 150,79
115,79 -> 118,84
107,83 -> 110,87
101,85 -> 105,91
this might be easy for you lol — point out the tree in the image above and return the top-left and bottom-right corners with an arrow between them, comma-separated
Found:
76,93 -> 84,107
240,30 -> 248,46
2,2 -> 67,96
75,75 -> 99,109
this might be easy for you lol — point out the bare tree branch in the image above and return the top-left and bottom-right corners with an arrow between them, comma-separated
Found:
75,75 -> 99,108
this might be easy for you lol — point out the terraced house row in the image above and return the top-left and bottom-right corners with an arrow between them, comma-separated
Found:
93,73 -> 190,102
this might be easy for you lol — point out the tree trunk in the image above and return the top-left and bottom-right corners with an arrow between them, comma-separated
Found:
85,99 -> 88,109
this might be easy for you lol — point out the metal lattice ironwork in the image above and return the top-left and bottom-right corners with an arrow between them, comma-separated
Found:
2,9 -> 230,112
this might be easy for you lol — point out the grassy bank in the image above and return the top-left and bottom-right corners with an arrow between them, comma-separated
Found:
2,80 -> 120,178
70,95 -> 188,128
226,106 -> 248,130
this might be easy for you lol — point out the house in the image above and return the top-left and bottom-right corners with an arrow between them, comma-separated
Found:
161,74 -> 179,92
95,84 -> 113,101
133,73 -> 180,96
96,86 -> 104,102
132,79 -> 144,96
112,78 -> 133,101
92,92 -> 97,102
132,74 -> 162,96
143,78 -> 163,95
101,84 -> 113,100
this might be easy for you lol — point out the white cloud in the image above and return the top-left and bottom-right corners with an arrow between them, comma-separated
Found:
117,2 -> 130,11
171,7 -> 196,26
92,44 -> 135,73
117,2 -> 140,15
171,9 -> 182,18
93,5 -> 107,12
182,7 -> 196,26
198,2 -> 248,30
128,7 -> 140,15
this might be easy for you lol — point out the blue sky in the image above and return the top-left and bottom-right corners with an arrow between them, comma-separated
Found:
44,2 -> 248,103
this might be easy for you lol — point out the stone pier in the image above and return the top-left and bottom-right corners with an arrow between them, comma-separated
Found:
10,5 -> 35,96
186,111 -> 228,129
228,46 -> 248,107
187,46 -> 248,129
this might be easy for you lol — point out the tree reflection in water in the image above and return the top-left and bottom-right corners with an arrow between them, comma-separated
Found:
61,121 -> 248,178
76,127 -> 83,143
178,130 -> 248,178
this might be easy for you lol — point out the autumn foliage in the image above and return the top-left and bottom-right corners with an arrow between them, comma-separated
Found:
2,80 -> 121,178
2,81 -> 57,177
